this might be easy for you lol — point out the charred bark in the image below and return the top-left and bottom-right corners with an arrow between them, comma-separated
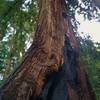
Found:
40,16 -> 96,100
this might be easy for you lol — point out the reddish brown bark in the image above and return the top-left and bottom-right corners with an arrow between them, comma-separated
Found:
0,0 -> 96,100
0,0 -> 64,100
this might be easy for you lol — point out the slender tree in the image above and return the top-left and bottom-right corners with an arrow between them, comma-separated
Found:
0,0 -> 96,100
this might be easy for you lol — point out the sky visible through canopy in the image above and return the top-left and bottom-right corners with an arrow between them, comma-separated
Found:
76,13 -> 100,43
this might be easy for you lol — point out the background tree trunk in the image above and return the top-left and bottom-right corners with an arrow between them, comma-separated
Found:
0,0 -> 96,100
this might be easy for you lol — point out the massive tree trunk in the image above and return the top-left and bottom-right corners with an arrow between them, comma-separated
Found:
0,0 -> 64,100
0,0 -> 96,100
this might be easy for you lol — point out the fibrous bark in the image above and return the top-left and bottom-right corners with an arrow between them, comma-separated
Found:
0,0 -> 64,100
39,16 -> 96,100
0,0 -> 96,100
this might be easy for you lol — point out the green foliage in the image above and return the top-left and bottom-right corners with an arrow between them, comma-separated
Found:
78,35 -> 100,100
0,0 -> 38,81
0,41 -> 8,71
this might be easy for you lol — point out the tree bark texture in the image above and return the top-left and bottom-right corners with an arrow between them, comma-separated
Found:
39,16 -> 96,100
0,0 -> 96,100
0,0 -> 64,100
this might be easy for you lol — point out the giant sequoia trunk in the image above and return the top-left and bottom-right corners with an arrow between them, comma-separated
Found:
0,0 -> 96,100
